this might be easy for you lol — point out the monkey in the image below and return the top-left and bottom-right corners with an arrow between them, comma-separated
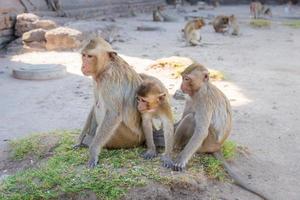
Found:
73,37 -> 146,168
172,63 -> 271,200
212,15 -> 230,33
183,18 -> 205,46
228,14 -> 239,36
212,0 -> 220,7
152,5 -> 178,22
250,1 -> 272,19
153,6 -> 164,22
136,74 -> 174,168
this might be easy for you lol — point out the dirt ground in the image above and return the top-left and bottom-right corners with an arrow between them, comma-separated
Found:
0,4 -> 300,200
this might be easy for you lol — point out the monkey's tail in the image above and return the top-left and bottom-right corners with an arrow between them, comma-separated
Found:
213,151 -> 271,200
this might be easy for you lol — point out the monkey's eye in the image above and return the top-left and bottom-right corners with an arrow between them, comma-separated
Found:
82,53 -> 86,57
87,55 -> 93,58
183,76 -> 190,81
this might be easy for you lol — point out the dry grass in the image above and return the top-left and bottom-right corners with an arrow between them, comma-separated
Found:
150,56 -> 225,80
250,19 -> 271,28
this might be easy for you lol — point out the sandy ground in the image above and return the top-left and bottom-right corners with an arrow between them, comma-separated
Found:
1,4 -> 300,200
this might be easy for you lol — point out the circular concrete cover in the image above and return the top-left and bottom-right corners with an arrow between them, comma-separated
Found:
12,65 -> 67,80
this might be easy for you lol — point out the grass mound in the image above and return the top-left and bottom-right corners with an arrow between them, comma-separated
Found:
250,19 -> 271,28
283,20 -> 300,28
0,131 -> 237,200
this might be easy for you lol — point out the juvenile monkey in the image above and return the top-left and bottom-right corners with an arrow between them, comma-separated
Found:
74,37 -> 145,168
212,15 -> 229,33
153,6 -> 164,22
173,63 -> 271,200
228,14 -> 239,36
136,74 -> 174,168
152,6 -> 177,22
183,18 -> 205,46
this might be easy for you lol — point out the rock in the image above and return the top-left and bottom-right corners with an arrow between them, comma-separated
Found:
23,41 -> 46,50
33,20 -> 57,30
0,14 -> 16,30
12,64 -> 67,80
45,27 -> 83,51
0,0 -> 25,14
22,28 -> 46,43
15,13 -> 39,37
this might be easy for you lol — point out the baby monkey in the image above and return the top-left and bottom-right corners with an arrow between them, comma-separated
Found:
183,18 -> 205,46
136,74 -> 174,168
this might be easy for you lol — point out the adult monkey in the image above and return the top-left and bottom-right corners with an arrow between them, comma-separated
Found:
172,63 -> 271,200
74,37 -> 145,168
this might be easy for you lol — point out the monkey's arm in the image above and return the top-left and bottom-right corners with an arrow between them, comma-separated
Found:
141,115 -> 157,159
88,109 -> 122,168
174,111 -> 212,171
73,106 -> 96,148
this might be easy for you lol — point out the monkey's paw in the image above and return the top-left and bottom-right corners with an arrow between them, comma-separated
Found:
87,158 -> 99,168
141,150 -> 157,160
72,143 -> 88,150
173,161 -> 186,171
161,155 -> 174,169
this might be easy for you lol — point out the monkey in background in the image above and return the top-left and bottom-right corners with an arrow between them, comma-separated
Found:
212,15 -> 229,33
250,1 -> 272,19
172,63 -> 271,200
136,74 -> 174,168
229,15 -> 239,36
153,6 -> 164,22
183,18 -> 205,46
74,37 -> 146,168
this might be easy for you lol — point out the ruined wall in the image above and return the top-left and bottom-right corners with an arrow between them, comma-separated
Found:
0,0 -> 164,49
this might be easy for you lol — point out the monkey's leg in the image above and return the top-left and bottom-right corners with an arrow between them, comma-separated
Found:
88,111 -> 121,168
173,114 -> 210,171
73,106 -> 96,149
141,117 -> 157,160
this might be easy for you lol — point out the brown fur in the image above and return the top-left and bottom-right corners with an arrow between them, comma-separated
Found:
183,18 -> 205,46
250,1 -> 272,19
74,37 -> 145,168
173,63 -> 270,200
136,74 -> 174,168
229,15 -> 239,36
213,15 -> 229,33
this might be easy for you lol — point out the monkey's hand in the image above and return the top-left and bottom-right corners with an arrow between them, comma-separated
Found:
87,157 -> 99,168
173,159 -> 187,171
161,155 -> 174,169
141,150 -> 157,160
72,143 -> 88,150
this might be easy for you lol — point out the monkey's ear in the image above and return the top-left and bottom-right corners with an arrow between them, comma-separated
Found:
109,52 -> 117,59
158,93 -> 166,102
203,71 -> 210,82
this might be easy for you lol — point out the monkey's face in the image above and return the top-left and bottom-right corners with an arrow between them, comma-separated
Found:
222,17 -> 229,24
137,93 -> 166,113
81,52 -> 97,76
81,51 -> 109,76
181,70 -> 209,96
195,19 -> 205,28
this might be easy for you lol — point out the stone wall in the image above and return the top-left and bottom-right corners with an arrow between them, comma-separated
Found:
0,0 -> 164,49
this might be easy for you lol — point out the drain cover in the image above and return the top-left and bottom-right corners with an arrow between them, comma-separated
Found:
12,65 -> 67,80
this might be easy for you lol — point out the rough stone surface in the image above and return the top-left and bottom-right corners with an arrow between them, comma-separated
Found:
34,20 -> 57,30
15,13 -> 40,37
22,28 -> 46,43
45,27 -> 83,50
12,64 -> 67,80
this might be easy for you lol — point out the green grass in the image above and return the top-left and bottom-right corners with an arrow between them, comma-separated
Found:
250,19 -> 271,28
283,20 -> 300,28
0,131 -> 237,200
